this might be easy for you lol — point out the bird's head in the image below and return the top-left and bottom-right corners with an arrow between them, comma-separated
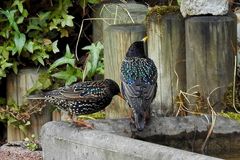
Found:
126,37 -> 148,58
105,79 -> 123,98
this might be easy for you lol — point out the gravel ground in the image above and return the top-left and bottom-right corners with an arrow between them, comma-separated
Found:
0,141 -> 42,160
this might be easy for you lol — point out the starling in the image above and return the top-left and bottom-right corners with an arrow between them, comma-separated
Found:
120,37 -> 157,131
28,79 -> 121,128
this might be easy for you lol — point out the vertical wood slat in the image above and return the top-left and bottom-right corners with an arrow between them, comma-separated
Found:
52,110 -> 61,121
7,69 -> 52,142
185,14 -> 237,111
147,13 -> 186,116
103,24 -> 146,118
93,3 -> 147,42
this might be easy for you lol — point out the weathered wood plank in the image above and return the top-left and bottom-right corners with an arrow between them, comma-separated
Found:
103,24 -> 146,118
185,14 -> 237,111
7,69 -> 51,142
147,13 -> 186,116
52,109 -> 61,121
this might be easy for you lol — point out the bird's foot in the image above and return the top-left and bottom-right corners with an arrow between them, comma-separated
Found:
73,119 -> 94,129
130,121 -> 137,132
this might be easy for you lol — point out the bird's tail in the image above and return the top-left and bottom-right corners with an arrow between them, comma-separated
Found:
26,93 -> 46,100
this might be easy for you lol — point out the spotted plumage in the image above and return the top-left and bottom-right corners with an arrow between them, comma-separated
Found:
121,40 -> 157,131
28,79 -> 121,116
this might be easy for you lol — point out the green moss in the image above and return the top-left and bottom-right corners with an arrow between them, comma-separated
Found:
146,5 -> 180,21
223,83 -> 240,110
78,111 -> 106,120
220,112 -> 240,123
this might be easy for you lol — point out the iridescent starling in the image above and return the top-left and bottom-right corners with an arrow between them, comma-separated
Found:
120,38 -> 157,131
28,79 -> 121,127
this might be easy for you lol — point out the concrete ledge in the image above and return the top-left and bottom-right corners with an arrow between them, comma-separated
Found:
88,116 -> 240,155
81,115 -> 240,137
41,120 -> 222,160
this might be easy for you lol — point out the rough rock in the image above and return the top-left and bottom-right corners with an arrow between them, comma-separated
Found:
180,0 -> 229,17
0,141 -> 42,160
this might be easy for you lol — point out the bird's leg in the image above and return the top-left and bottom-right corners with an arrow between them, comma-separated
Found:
129,109 -> 135,123
144,108 -> 151,124
65,112 -> 94,129
60,111 -> 73,123
73,117 -> 94,129
67,112 -> 73,122
129,109 -> 138,132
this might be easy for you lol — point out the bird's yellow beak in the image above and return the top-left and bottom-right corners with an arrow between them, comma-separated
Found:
142,36 -> 148,43
118,93 -> 125,100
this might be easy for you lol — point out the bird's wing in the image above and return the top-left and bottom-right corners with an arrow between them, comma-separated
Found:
121,58 -> 157,108
59,81 -> 107,100
121,81 -> 157,109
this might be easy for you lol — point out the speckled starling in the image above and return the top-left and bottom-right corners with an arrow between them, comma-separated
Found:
120,38 -> 157,131
28,79 -> 121,127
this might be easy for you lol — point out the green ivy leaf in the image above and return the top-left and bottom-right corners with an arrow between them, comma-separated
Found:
19,124 -> 27,135
1,10 -> 19,32
12,0 -> 24,13
37,57 -> 44,66
0,47 -> 9,59
8,117 -> 18,125
3,51 -> 9,60
0,69 -> 7,78
25,41 -> 34,53
38,72 -> 52,89
52,40 -> 59,53
38,11 -> 51,20
96,65 -> 104,75
49,44 -> 75,71
31,50 -> 49,66
66,76 -> 78,85
27,72 -> 52,94
60,29 -> 69,38
12,61 -> 18,74
27,20 -> 43,32
49,57 -> 75,71
65,44 -> 73,58
52,65 -> 78,85
16,16 -> 24,24
50,18 -> 62,30
1,60 -> 13,70
14,32 -> 26,54
61,15 -> 74,27
76,69 -> 83,80
0,27 -> 10,38
82,42 -> 104,79
82,61 -> 91,81
22,9 -> 28,17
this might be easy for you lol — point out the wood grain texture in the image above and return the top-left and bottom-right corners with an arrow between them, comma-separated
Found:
147,13 -> 186,116
185,14 -> 237,111
52,109 -> 61,121
7,69 -> 51,142
103,24 -> 146,118
93,3 -> 147,42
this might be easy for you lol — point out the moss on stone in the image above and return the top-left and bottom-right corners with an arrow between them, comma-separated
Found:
146,5 -> 180,21
220,112 -> 240,123
223,83 -> 240,110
